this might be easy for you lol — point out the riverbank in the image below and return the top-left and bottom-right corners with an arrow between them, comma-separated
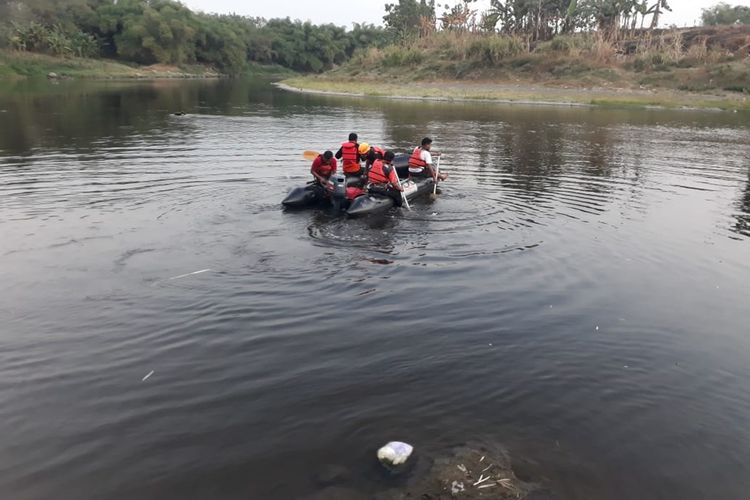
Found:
278,77 -> 750,111
0,50 -> 295,80
281,26 -> 750,111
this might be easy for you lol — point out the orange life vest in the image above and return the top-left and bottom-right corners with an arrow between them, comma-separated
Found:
408,147 -> 427,169
341,141 -> 360,173
368,159 -> 393,185
315,155 -> 334,176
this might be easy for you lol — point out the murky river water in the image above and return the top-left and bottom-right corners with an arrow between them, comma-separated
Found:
1,78 -> 749,499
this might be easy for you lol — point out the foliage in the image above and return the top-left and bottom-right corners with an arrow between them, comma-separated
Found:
0,0 -> 390,74
702,3 -> 750,26
384,0 -> 437,39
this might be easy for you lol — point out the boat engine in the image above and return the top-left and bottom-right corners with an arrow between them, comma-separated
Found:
330,173 -> 347,211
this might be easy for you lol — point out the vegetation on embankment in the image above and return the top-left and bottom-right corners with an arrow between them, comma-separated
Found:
282,25 -> 750,111
0,50 -> 222,80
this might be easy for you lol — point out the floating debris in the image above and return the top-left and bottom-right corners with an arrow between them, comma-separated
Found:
481,463 -> 493,473
480,456 -> 485,463
377,441 -> 413,468
168,269 -> 212,280
478,483 -> 496,490
457,464 -> 468,473
473,475 -> 492,486
451,481 -> 465,495
142,370 -> 154,382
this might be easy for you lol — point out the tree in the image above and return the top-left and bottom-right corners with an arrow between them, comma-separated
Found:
702,3 -> 750,25
384,0 -> 436,39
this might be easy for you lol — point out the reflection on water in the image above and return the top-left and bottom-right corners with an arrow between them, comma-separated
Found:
1,78 -> 750,500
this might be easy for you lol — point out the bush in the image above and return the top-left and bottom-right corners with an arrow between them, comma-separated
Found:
382,45 -> 424,66
467,35 -> 524,65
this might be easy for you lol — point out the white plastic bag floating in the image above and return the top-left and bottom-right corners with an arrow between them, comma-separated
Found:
377,441 -> 414,467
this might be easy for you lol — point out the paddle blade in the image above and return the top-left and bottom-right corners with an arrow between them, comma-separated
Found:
303,150 -> 320,161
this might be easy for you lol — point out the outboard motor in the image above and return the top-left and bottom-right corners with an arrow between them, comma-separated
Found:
330,173 -> 347,211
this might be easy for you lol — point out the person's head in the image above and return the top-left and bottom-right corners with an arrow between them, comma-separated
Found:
358,143 -> 370,155
348,133 -> 358,142
384,151 -> 395,163
421,137 -> 433,151
323,150 -> 333,162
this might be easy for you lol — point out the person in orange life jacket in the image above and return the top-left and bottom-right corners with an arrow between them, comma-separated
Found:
359,143 -> 385,169
310,150 -> 337,186
408,137 -> 448,181
367,151 -> 404,207
335,132 -> 362,177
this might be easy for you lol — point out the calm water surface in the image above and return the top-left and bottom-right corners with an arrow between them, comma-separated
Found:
1,79 -> 749,499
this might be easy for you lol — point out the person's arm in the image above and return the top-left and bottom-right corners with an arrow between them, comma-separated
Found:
335,147 -> 343,159
389,167 -> 403,191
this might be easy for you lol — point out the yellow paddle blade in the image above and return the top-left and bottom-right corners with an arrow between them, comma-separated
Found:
303,150 -> 320,161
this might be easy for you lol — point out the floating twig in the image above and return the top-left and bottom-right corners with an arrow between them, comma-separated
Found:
479,455 -> 485,463
478,483 -> 496,490
481,463 -> 493,473
473,475 -> 492,486
168,269 -> 212,280
142,370 -> 154,382
457,464 -> 468,473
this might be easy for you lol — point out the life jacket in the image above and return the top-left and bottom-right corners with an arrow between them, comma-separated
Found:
408,147 -> 427,170
341,141 -> 360,173
316,155 -> 334,176
368,159 -> 393,185
372,146 -> 385,158
346,186 -> 365,200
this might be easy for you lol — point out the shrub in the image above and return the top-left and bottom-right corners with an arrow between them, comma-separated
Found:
467,35 -> 524,65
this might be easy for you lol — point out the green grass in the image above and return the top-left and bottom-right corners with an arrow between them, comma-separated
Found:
0,50 -> 220,80
282,75 -> 750,112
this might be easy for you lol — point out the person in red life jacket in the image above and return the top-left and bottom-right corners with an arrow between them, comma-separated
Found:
310,150 -> 337,185
408,137 -> 448,182
335,132 -> 362,178
367,151 -> 404,207
360,143 -> 385,170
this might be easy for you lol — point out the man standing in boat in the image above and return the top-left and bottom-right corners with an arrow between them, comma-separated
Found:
335,133 -> 362,179
408,137 -> 447,182
367,151 -> 403,207
310,150 -> 337,186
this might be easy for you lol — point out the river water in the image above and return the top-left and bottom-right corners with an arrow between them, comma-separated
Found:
1,78 -> 749,499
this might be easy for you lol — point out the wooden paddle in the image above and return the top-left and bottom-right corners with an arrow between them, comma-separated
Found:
303,150 -> 320,161
431,154 -> 442,199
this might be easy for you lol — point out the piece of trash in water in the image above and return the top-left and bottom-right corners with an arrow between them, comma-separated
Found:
377,441 -> 413,468
432,212 -> 438,216
478,483 -> 496,490
451,481 -> 465,494
142,370 -> 154,382
488,343 -> 493,347
624,365 -> 629,369
480,455 -> 485,462
474,475 -> 492,486
457,464 -> 468,473
367,258 -> 393,265
168,269 -> 212,280
595,326 -> 599,331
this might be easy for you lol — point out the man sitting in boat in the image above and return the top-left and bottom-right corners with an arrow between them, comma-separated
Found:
359,143 -> 385,170
408,137 -> 448,182
367,151 -> 404,207
310,150 -> 337,186
335,133 -> 363,180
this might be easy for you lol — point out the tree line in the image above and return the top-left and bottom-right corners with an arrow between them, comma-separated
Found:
1,0 -> 748,74
0,0 -> 389,73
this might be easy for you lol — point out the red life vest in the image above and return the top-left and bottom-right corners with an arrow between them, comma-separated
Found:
315,155 -> 334,176
372,146 -> 385,158
408,147 -> 427,169
368,159 -> 393,185
341,141 -> 359,173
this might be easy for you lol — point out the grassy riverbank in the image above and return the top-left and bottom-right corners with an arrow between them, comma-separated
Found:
0,50 -> 295,80
281,26 -> 750,111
